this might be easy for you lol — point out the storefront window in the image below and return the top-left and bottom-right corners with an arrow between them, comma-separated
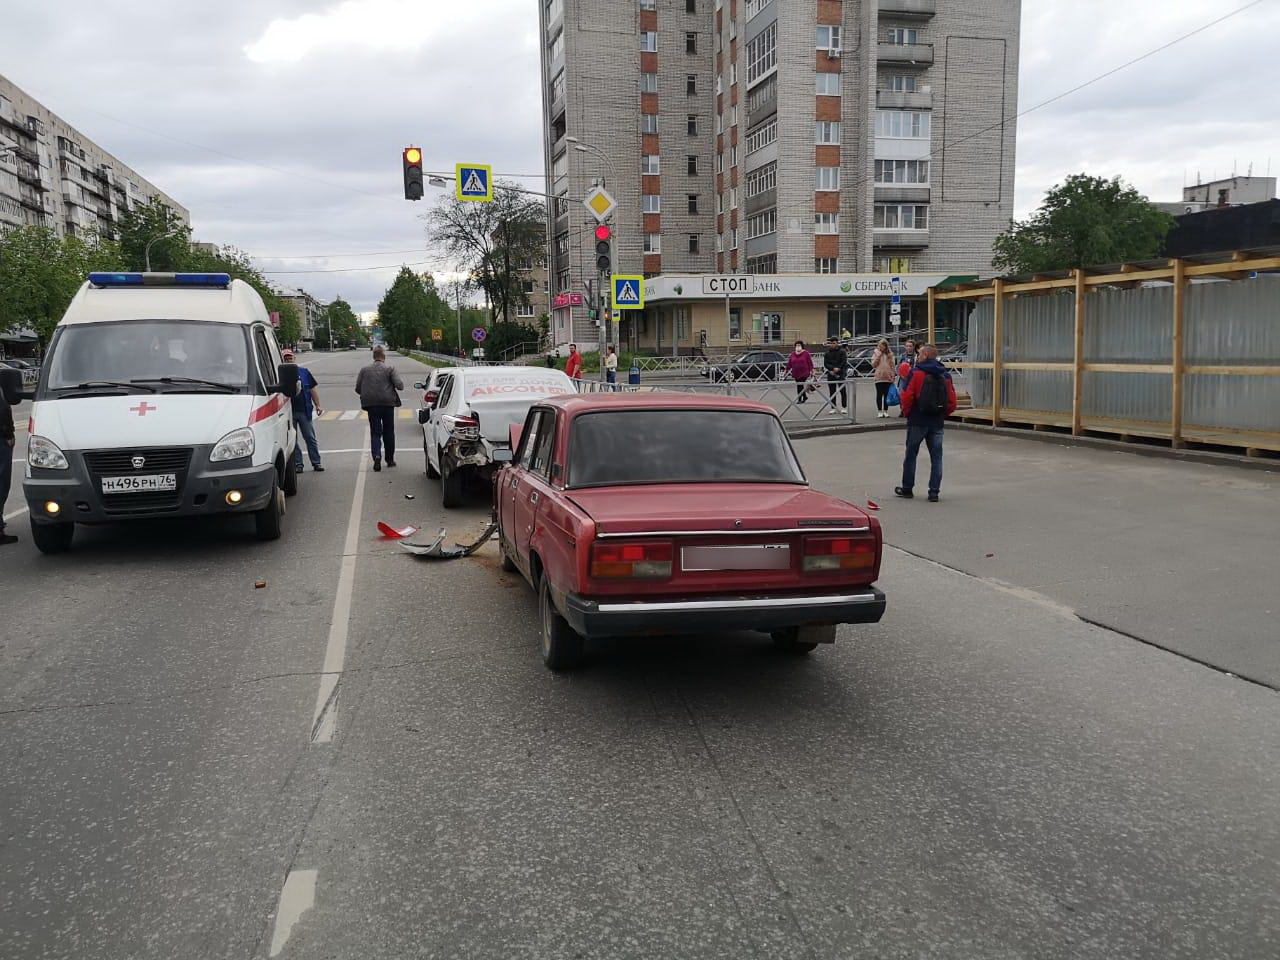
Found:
728,307 -> 742,341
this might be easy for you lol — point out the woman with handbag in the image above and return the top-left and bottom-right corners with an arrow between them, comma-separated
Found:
784,340 -> 814,404
872,339 -> 896,418
355,345 -> 404,471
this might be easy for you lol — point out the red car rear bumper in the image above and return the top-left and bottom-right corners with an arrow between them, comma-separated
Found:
560,587 -> 886,639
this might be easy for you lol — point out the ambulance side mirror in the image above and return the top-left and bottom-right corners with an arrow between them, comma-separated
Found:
275,363 -> 300,397
1,367 -> 30,405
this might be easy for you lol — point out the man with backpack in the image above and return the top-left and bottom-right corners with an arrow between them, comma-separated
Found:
894,343 -> 957,502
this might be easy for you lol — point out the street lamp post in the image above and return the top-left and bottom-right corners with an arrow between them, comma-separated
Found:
144,225 -> 181,272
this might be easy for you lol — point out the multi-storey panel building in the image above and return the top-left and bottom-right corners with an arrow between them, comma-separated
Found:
539,0 -> 1019,350
0,74 -> 188,241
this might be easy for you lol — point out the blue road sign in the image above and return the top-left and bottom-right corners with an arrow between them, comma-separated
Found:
472,326 -> 487,343
456,163 -> 493,202
891,294 -> 901,304
612,275 -> 644,310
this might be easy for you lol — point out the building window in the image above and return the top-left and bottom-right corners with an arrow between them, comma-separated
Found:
816,166 -> 840,191
687,155 -> 699,175
550,31 -> 564,60
885,27 -> 919,45
688,193 -> 700,213
643,194 -> 662,213
641,113 -> 658,134
549,70 -> 565,103
687,75 -> 698,95
816,73 -> 840,96
746,22 -> 777,84
642,155 -> 661,174
676,308 -> 690,340
817,25 -> 841,51
728,306 -> 742,340
875,111 -> 931,138
746,208 -> 777,240
875,256 -> 913,274
874,204 -> 929,229
640,0 -> 656,8
729,63 -> 737,85
644,232 -> 662,253
745,120 -> 777,154
744,0 -> 769,18
686,32 -> 698,54
816,121 -> 841,144
640,31 -> 657,52
874,159 -> 930,184
815,258 -> 839,274
815,213 -> 839,234
641,72 -> 658,93
745,161 -> 776,198
730,228 -> 738,249
687,0 -> 696,11
746,255 -> 778,275
688,234 -> 700,253
883,74 -> 918,92
687,114 -> 698,136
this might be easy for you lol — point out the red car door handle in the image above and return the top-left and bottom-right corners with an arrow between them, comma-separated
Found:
529,492 -> 540,504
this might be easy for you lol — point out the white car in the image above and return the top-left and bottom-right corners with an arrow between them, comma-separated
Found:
417,365 -> 576,507
20,271 -> 300,553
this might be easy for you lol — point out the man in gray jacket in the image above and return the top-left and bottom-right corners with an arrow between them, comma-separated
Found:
354,346 -> 404,472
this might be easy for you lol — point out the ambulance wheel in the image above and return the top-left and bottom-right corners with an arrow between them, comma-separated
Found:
282,455 -> 299,497
255,477 -> 284,541
424,438 -> 439,479
440,454 -> 463,509
31,520 -> 74,555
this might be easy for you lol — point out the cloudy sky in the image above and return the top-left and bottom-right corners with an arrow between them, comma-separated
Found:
2,0 -> 1276,311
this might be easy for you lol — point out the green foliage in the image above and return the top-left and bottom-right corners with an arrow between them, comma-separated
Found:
187,243 -> 303,345
993,174 -> 1176,274
0,226 -> 124,345
117,198 -> 192,271
376,267 -> 450,350
318,298 -> 365,349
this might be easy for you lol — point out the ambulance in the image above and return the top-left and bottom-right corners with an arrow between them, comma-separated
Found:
19,272 -> 301,553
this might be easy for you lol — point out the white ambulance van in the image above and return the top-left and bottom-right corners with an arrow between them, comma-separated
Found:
19,272 -> 300,553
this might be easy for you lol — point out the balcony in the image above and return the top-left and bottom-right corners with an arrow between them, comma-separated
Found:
877,0 -> 936,19
745,188 -> 777,217
876,42 -> 933,65
873,229 -> 929,249
874,185 -> 931,203
876,89 -> 932,110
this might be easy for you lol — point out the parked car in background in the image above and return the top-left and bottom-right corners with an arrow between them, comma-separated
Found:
419,365 -> 576,507
2,358 -> 40,386
496,393 -> 887,670
704,350 -> 788,382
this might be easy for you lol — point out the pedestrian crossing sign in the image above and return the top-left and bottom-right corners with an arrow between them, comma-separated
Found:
612,275 -> 644,310
456,163 -> 493,202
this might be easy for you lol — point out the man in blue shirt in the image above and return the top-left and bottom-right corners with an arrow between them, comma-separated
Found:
283,349 -> 324,473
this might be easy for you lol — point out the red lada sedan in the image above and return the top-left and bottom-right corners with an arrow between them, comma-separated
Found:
496,393 -> 886,670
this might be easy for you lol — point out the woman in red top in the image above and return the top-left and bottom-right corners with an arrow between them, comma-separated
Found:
784,340 -> 814,404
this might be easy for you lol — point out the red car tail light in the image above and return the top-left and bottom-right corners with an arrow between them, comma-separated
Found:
443,414 -> 481,441
803,535 -> 876,573
590,540 -> 674,579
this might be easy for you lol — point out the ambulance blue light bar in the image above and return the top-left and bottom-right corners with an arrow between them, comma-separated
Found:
88,272 -> 232,288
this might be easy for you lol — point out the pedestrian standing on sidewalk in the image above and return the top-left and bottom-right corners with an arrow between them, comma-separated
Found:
822,337 -> 849,414
0,381 -> 16,546
283,349 -> 324,473
894,344 -> 957,503
785,340 -> 814,404
565,343 -> 583,382
355,345 -> 404,472
604,345 -> 619,390
872,338 -> 896,418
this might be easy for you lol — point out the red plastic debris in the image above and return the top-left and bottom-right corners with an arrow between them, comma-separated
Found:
866,499 -> 880,511
377,521 -> 420,540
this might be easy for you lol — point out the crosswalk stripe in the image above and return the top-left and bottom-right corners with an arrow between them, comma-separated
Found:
338,410 -> 361,421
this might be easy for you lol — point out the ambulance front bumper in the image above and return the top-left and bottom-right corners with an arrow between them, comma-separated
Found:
24,445 -> 277,523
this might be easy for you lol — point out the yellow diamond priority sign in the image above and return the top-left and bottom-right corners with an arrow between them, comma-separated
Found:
583,185 -> 617,223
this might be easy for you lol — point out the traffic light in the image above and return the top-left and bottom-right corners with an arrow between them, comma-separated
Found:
594,223 -> 613,272
402,146 -> 424,201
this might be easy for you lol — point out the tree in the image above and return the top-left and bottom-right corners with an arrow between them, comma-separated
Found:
319,298 -> 365,349
0,226 -> 123,345
117,197 -> 192,271
425,182 -> 545,324
376,267 -> 449,350
993,174 -> 1176,274
187,243 -> 303,345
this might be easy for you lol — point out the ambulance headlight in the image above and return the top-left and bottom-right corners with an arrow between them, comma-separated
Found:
210,427 -> 255,462
28,435 -> 69,470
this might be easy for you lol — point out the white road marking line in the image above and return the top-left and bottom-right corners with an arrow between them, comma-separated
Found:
316,448 -> 368,455
338,410 -> 360,421
268,868 -> 317,957
310,451 -> 368,744
3,507 -> 27,523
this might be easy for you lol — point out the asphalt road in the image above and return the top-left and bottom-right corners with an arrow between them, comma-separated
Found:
0,350 -> 1276,959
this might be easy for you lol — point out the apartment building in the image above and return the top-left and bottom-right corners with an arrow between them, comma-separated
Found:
0,74 -> 188,240
539,0 -> 1019,349
275,286 -> 325,343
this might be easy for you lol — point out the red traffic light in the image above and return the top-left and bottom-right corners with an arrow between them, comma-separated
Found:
594,224 -> 612,242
